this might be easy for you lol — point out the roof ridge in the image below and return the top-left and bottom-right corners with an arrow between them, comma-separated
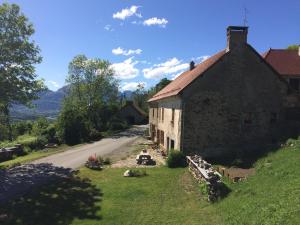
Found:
148,49 -> 226,102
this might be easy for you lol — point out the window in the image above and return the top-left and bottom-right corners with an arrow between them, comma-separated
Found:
162,108 -> 164,121
152,108 -> 154,118
160,130 -> 164,145
270,113 -> 277,123
171,139 -> 175,150
289,78 -> 300,91
157,107 -> 159,118
167,137 -> 170,150
171,109 -> 175,124
244,112 -> 252,124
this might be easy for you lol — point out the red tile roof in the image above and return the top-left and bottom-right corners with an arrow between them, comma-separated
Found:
148,50 -> 227,102
263,49 -> 300,76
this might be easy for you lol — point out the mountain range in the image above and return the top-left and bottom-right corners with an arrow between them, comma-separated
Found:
11,86 -> 133,120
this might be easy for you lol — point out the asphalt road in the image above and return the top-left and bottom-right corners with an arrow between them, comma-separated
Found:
33,125 -> 147,169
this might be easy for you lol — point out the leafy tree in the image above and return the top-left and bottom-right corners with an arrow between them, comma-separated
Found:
132,83 -> 148,112
147,78 -> 171,98
57,55 -> 120,144
287,45 -> 299,50
0,3 -> 44,140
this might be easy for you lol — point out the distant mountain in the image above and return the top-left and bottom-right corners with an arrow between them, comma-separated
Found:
122,90 -> 134,100
11,86 -> 69,120
11,86 -> 133,121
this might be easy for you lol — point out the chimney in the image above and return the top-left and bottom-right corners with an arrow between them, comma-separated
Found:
190,61 -> 195,70
226,26 -> 248,52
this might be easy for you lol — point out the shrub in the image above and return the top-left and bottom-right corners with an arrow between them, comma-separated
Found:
85,154 -> 103,170
89,129 -> 102,141
57,108 -> 90,145
42,124 -> 58,143
103,157 -> 111,165
16,134 -> 47,150
167,150 -> 187,168
108,117 -> 128,131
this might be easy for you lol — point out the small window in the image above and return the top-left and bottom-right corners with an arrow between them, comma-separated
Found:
289,78 -> 300,91
270,113 -> 277,123
160,130 -> 164,145
156,108 -> 159,118
152,108 -> 154,118
244,113 -> 252,124
171,109 -> 175,124
162,108 -> 164,121
171,139 -> 175,149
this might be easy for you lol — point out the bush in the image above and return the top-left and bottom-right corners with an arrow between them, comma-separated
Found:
103,157 -> 111,165
89,128 -> 102,141
167,150 -> 187,168
42,124 -> 59,143
108,117 -> 128,131
57,108 -> 90,145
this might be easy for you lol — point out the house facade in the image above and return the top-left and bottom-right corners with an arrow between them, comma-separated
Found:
148,26 -> 292,158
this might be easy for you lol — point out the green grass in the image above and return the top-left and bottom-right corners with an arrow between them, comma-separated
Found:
72,167 -> 220,225
216,144 -> 300,225
1,141 -> 300,225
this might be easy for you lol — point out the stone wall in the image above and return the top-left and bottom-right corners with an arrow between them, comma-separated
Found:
181,44 -> 288,157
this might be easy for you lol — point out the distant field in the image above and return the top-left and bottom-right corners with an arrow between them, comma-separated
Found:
1,141 -> 300,225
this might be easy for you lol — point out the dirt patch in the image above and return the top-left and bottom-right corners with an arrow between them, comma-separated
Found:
217,166 -> 255,182
111,138 -> 165,168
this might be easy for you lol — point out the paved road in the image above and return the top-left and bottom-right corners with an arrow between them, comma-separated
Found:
33,125 -> 147,169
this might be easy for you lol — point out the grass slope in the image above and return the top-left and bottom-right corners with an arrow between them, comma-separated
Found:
217,143 -> 300,225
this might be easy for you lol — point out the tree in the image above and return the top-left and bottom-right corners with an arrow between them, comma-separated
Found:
133,83 -> 148,112
57,55 -> 119,144
287,45 -> 299,50
147,78 -> 171,98
0,3 -> 44,140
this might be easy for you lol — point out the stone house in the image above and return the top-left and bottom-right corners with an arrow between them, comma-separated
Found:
117,101 -> 147,125
263,46 -> 300,124
148,26 -> 291,158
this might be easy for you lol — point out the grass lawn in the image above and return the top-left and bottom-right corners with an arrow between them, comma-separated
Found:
72,167 -> 220,225
1,141 -> 300,225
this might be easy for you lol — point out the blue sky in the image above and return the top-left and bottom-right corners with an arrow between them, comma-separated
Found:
4,0 -> 300,91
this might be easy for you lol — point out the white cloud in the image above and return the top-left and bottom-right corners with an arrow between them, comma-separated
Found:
110,57 -> 139,79
143,17 -> 168,28
143,58 -> 188,79
46,80 -> 61,91
112,47 -> 142,56
121,82 -> 147,91
104,24 -> 114,31
195,55 -> 210,63
113,5 -> 141,20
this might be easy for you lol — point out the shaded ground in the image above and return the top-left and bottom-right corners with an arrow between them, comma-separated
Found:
0,164 -> 102,225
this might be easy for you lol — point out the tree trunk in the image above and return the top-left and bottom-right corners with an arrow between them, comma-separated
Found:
3,104 -> 12,141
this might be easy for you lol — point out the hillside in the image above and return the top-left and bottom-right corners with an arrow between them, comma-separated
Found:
10,86 -> 69,120
10,87 -> 134,120
216,140 -> 300,225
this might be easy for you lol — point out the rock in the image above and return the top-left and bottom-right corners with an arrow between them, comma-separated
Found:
123,170 -> 132,177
